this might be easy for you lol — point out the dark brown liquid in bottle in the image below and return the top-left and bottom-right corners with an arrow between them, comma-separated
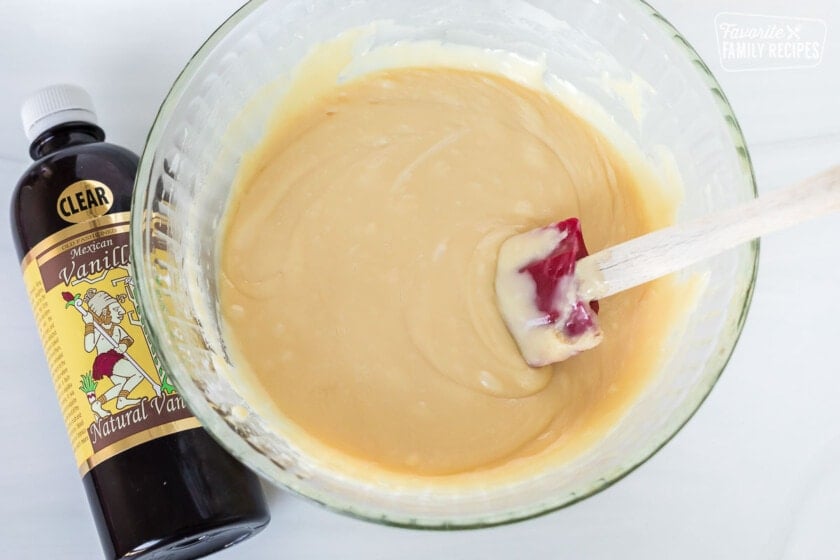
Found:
11,122 -> 270,560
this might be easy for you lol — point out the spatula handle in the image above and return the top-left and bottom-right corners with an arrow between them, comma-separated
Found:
578,165 -> 840,301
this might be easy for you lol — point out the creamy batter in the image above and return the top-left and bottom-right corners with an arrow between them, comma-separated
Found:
219,65 -> 685,479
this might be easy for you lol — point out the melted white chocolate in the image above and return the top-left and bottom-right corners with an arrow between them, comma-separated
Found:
219,51 -> 690,480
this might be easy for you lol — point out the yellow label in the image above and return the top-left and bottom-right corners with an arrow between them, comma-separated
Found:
21,211 -> 200,475
56,180 -> 114,223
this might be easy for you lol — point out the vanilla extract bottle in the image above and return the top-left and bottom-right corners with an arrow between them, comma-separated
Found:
11,84 -> 270,560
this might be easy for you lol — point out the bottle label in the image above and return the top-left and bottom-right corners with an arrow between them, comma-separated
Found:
21,210 -> 200,475
56,180 -> 114,223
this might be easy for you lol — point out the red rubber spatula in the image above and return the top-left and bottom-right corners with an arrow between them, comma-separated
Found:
496,165 -> 840,368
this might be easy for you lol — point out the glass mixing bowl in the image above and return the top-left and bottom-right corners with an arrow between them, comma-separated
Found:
131,0 -> 757,528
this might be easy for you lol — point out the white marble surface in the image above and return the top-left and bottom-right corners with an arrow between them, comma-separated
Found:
1,1 -> 838,559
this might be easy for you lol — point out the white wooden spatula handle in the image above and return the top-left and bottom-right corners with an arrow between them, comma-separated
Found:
578,165 -> 840,301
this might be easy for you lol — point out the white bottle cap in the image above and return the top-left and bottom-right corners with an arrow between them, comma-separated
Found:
21,84 -> 98,142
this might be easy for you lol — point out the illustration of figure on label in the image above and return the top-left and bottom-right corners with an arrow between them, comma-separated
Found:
62,288 -> 162,419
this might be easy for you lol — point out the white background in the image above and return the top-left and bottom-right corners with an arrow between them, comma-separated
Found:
1,1 -> 838,559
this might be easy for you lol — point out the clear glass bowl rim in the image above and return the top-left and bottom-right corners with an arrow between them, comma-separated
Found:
130,0 -> 759,529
